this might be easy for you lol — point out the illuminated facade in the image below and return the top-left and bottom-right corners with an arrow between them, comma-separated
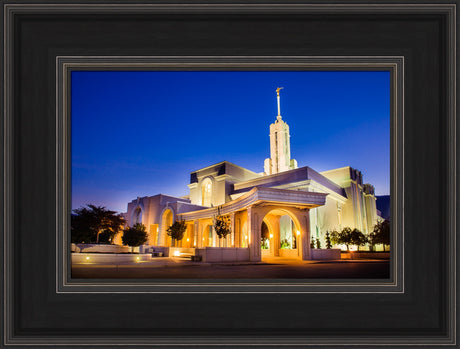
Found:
125,89 -> 383,261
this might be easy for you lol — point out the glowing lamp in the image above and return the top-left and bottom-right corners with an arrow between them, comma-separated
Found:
85,256 -> 90,260
173,251 -> 181,257
269,234 -> 273,239
296,231 -> 300,236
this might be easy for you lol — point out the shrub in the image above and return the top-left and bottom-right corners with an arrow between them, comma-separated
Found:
325,231 -> 332,249
213,215 -> 231,247
122,223 -> 148,252
280,239 -> 290,249
316,238 -> 321,249
167,220 -> 187,247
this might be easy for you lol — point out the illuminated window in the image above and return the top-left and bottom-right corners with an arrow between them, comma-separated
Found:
201,178 -> 213,207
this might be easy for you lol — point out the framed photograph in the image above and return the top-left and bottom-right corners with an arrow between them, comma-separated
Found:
2,1 -> 457,347
65,60 -> 396,285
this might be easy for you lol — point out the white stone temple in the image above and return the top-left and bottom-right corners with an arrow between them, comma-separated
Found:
121,88 -> 383,261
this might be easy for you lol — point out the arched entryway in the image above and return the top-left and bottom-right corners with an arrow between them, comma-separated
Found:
260,208 -> 302,260
160,208 -> 174,246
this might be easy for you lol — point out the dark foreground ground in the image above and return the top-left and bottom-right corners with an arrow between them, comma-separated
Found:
72,257 -> 390,279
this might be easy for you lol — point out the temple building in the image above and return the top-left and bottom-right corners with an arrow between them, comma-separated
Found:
123,88 -> 382,261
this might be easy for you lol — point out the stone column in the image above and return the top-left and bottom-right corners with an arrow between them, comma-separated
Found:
299,209 -> 311,261
212,225 -> 217,247
247,207 -> 262,262
195,220 -> 201,248
230,212 -> 236,247
159,223 -> 165,246
235,217 -> 241,248
272,216 -> 281,257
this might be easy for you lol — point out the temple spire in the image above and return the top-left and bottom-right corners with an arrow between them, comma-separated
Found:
264,87 -> 298,175
276,87 -> 283,120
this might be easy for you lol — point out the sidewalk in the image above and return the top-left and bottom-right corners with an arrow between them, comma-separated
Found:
73,256 -> 389,268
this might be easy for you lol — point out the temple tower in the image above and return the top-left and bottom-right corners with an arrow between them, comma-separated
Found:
264,87 -> 298,175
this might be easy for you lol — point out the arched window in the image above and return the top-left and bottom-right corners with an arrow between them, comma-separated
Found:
134,207 -> 142,224
201,178 -> 213,207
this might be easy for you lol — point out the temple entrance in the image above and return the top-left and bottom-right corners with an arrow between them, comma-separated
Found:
160,209 -> 173,246
260,209 -> 302,260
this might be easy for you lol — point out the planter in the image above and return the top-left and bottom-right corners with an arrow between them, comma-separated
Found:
311,248 -> 341,260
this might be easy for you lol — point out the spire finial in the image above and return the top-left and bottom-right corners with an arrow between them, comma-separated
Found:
276,87 -> 284,119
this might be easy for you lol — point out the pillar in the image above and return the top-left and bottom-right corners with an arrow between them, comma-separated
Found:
230,212 -> 235,247
212,224 -> 217,247
247,207 -> 262,262
235,217 -> 241,248
159,223 -> 165,246
299,209 -> 311,261
195,220 -> 201,248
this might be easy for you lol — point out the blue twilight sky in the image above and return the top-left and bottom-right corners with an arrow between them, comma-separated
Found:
71,71 -> 390,213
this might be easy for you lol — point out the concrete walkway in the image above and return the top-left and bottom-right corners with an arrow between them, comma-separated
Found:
72,256 -> 388,268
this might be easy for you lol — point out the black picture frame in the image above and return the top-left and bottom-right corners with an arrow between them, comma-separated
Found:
2,1 -> 457,347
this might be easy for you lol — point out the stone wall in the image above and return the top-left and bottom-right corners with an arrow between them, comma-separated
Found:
311,248 -> 341,260
72,253 -> 152,263
279,248 -> 300,258
345,252 -> 390,259
75,244 -> 132,253
195,247 -> 250,262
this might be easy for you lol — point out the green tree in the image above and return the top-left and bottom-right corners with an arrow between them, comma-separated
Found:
310,237 -> 316,248
316,238 -> 321,249
122,223 -> 148,252
166,220 -> 187,247
330,227 -> 353,251
98,229 -> 114,244
325,231 -> 332,249
350,228 -> 367,251
213,214 -> 231,247
370,219 -> 390,251
71,204 -> 125,244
